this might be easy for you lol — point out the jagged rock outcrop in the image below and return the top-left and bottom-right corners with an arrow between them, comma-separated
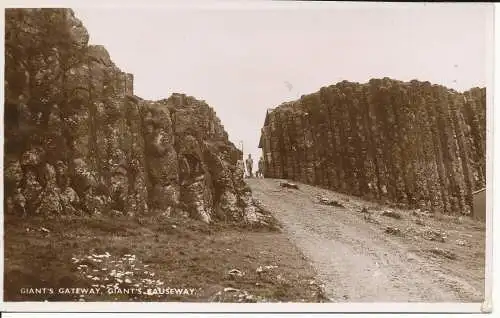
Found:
4,8 -> 259,224
259,79 -> 486,216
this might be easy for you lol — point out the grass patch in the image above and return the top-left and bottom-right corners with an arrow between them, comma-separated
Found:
4,214 -> 327,302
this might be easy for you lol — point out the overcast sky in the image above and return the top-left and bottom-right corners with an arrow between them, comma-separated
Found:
73,2 -> 493,171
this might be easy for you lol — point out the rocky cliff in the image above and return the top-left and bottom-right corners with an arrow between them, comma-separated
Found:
4,8 -> 259,224
259,79 -> 486,216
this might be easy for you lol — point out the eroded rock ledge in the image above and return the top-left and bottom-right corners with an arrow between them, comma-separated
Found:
5,8 -> 258,224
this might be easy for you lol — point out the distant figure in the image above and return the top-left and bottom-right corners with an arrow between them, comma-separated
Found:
236,159 -> 245,179
256,157 -> 265,178
245,154 -> 254,178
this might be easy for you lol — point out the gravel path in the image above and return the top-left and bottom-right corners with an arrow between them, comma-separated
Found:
248,178 -> 484,302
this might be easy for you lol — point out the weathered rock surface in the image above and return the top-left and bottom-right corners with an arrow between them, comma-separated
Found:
259,79 -> 486,216
4,8 -> 256,224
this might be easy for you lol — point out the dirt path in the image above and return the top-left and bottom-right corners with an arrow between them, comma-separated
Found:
248,178 -> 485,302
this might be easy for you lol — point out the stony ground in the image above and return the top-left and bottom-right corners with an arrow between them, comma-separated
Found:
4,213 -> 327,302
248,178 -> 486,302
4,178 -> 486,303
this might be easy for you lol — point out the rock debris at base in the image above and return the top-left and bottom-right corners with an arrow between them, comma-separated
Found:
381,210 -> 402,219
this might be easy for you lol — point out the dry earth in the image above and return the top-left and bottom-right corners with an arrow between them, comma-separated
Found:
248,178 -> 486,302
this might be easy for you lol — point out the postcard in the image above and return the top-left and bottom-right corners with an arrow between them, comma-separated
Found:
1,0 -> 494,314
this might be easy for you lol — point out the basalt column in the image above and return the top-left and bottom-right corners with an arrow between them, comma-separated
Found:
259,79 -> 486,216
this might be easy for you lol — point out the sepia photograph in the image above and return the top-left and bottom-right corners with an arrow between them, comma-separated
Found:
1,0 -> 494,314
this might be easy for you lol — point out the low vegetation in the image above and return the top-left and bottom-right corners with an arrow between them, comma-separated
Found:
4,214 -> 328,302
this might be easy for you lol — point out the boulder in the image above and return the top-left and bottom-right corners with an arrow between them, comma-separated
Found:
381,209 -> 402,219
280,182 -> 299,190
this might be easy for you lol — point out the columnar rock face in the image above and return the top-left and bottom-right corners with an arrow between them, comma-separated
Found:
4,8 -> 256,223
259,79 -> 486,216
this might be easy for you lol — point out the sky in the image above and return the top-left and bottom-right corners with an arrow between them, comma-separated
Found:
72,2 -> 493,172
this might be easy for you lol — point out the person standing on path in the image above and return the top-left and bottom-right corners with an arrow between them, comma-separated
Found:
257,156 -> 265,178
245,154 -> 254,178
236,159 -> 245,179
